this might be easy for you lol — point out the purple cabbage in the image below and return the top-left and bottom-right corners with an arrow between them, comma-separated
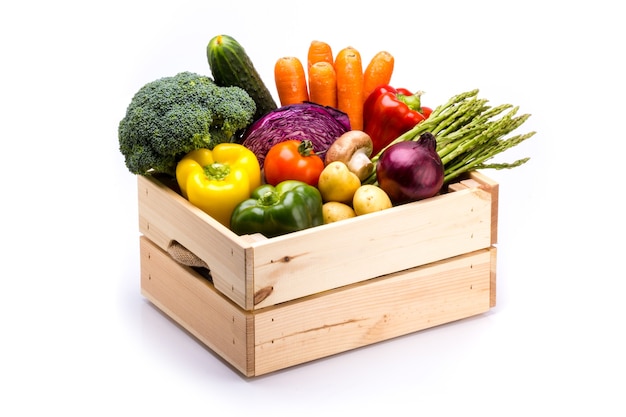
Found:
241,102 -> 351,167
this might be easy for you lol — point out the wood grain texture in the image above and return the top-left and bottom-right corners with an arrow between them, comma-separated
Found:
138,175 -> 254,308
252,247 -> 494,375
137,172 -> 499,311
140,236 -> 254,376
140,236 -> 495,376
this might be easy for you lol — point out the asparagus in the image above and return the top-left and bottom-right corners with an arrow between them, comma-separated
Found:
364,89 -> 536,185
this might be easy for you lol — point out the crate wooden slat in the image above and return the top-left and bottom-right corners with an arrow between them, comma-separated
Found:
138,171 -> 498,311
140,236 -> 496,377
136,170 -> 499,375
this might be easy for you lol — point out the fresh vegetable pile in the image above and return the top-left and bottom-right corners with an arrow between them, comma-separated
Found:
118,34 -> 536,238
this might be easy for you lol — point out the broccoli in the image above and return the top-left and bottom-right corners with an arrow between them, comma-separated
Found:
118,71 -> 256,176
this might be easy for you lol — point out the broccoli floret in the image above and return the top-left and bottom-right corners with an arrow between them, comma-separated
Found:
118,71 -> 256,176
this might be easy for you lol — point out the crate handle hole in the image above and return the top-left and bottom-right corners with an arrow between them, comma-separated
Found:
166,241 -> 207,267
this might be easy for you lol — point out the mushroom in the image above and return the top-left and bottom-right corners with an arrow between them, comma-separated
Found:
324,130 -> 374,181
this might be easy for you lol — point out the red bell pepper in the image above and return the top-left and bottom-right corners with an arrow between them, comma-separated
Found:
363,85 -> 432,156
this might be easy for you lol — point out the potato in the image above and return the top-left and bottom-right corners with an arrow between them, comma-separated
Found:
352,185 -> 393,215
317,161 -> 361,204
322,202 -> 356,224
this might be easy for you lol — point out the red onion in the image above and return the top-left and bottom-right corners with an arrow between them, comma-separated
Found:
376,132 -> 444,204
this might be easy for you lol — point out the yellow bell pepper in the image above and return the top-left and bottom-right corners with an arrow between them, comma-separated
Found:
176,144 -> 261,227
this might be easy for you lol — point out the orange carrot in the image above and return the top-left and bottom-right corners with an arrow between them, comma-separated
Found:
363,51 -> 395,102
307,40 -> 334,69
308,61 -> 337,108
334,46 -> 364,130
274,56 -> 309,106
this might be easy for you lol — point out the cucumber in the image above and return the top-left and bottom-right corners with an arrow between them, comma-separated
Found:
207,34 -> 277,120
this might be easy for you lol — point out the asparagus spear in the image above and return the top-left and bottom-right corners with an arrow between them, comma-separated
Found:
365,89 -> 536,185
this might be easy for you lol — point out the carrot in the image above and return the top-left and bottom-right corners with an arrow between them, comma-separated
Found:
307,40 -> 333,69
274,56 -> 309,106
334,46 -> 364,130
363,51 -> 395,103
308,61 -> 337,108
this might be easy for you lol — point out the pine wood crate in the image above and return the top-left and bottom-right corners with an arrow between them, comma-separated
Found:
138,171 -> 498,311
136,171 -> 499,376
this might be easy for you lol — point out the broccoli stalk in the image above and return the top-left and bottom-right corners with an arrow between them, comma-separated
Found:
118,71 -> 256,176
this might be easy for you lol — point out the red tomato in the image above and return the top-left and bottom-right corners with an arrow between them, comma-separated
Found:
263,139 -> 325,186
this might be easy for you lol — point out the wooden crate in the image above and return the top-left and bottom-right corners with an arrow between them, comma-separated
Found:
136,171 -> 499,376
138,172 -> 498,311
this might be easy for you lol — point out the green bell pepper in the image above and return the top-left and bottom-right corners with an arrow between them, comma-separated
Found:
230,180 -> 323,238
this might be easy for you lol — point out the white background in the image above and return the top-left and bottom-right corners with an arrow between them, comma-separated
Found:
2,0 -> 624,415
